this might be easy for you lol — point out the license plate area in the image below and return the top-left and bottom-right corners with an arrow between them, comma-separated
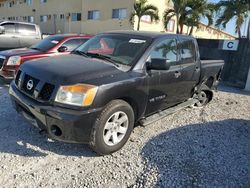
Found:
16,103 -> 40,129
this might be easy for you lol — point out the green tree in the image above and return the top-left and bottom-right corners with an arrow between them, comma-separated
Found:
185,1 -> 215,35
163,0 -> 214,34
130,0 -> 159,31
216,0 -> 250,38
163,0 -> 187,34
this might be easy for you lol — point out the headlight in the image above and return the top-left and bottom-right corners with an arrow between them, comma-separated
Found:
6,56 -> 21,66
55,84 -> 98,107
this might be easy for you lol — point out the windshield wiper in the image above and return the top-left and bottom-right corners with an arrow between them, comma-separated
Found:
72,50 -> 90,57
72,51 -> 121,67
85,53 -> 120,67
30,47 -> 42,51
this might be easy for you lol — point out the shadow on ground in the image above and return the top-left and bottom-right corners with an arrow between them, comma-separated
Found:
0,119 -> 96,157
135,119 -> 250,187
0,86 -> 96,157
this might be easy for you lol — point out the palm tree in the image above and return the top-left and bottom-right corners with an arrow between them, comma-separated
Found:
163,0 -> 215,34
163,0 -> 186,34
130,0 -> 159,31
216,0 -> 249,38
186,1 -> 215,35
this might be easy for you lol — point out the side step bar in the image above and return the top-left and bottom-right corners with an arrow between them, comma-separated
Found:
139,98 -> 199,126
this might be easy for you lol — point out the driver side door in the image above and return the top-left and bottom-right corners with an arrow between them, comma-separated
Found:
145,37 -> 183,115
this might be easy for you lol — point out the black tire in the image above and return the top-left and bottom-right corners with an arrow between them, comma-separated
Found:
89,100 -> 134,155
194,90 -> 209,107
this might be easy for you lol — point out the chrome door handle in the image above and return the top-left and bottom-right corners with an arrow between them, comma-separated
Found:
174,71 -> 181,78
195,67 -> 200,72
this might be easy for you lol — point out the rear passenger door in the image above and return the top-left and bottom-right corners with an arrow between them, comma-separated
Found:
17,23 -> 40,48
0,22 -> 20,50
177,37 -> 200,101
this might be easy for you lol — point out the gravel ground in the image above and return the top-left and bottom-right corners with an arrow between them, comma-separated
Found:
0,83 -> 249,188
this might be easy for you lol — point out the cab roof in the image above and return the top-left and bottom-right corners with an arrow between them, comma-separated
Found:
103,30 -> 194,40
47,34 -> 93,39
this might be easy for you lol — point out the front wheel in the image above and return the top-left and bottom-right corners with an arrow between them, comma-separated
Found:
89,100 -> 134,155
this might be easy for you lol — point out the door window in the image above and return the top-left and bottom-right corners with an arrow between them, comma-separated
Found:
1,23 -> 16,33
179,38 -> 196,64
149,38 -> 177,64
61,38 -> 89,51
17,24 -> 36,35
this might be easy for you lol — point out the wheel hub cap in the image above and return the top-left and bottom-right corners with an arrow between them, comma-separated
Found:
103,111 -> 129,146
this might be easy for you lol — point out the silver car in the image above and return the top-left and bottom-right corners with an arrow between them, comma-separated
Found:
0,21 -> 42,51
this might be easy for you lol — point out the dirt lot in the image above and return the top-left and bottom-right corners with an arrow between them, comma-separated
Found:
0,83 -> 249,188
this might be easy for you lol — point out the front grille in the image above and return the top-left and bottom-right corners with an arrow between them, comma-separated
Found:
22,74 -> 39,96
39,83 -> 55,101
15,70 -> 22,85
0,58 -> 5,69
16,71 -> 55,102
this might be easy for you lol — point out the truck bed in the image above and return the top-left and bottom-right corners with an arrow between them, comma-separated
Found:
200,60 -> 224,84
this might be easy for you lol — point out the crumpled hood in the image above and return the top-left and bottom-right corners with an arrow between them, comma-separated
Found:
0,48 -> 41,57
20,54 -> 123,85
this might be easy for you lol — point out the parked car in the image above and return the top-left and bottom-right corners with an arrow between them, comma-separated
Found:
9,31 -> 224,155
0,34 -> 92,80
0,21 -> 42,51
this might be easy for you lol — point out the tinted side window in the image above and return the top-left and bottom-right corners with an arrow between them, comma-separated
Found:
180,38 -> 196,64
17,24 -> 36,35
61,38 -> 88,51
1,23 -> 15,33
149,38 -> 177,63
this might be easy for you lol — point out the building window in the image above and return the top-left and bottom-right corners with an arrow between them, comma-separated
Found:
40,0 -> 47,4
141,15 -> 151,23
8,1 -> 14,8
71,13 -> 81,21
88,10 -> 100,20
60,14 -> 65,20
27,0 -> 33,5
166,19 -> 175,32
40,15 -> 48,22
28,16 -> 34,23
8,17 -> 16,21
112,8 -> 127,19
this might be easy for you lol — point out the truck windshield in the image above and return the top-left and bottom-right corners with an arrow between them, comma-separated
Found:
75,34 -> 150,66
30,36 -> 64,52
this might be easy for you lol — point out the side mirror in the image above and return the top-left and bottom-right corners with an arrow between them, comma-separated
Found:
0,26 -> 5,34
147,58 -> 171,70
58,46 -> 68,53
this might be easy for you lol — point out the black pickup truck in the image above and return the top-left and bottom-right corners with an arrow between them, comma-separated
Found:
9,31 -> 224,155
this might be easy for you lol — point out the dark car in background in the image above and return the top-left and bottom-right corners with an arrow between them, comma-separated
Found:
0,21 -> 42,51
0,34 -> 92,80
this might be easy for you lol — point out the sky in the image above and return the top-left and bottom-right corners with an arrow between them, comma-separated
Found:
205,0 -> 249,37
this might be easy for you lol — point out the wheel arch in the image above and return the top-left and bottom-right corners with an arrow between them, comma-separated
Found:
117,96 -> 140,122
198,82 -> 213,103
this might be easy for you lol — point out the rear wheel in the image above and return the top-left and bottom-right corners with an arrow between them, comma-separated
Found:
89,100 -> 134,155
193,91 -> 209,107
